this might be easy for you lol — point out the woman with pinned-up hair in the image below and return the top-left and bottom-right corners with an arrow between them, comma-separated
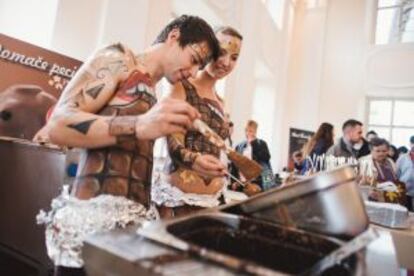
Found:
153,26 -> 244,218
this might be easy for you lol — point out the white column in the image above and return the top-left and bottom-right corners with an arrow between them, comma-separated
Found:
50,0 -> 107,60
318,0 -> 367,130
225,0 -> 259,144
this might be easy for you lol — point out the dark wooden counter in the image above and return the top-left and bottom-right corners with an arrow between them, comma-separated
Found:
0,137 -> 66,276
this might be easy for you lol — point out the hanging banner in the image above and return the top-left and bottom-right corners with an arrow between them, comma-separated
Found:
287,127 -> 314,171
0,33 -> 82,140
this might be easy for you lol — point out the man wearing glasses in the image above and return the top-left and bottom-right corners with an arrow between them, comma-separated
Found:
40,15 -> 221,276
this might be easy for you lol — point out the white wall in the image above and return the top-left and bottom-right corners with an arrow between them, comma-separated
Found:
365,43 -> 414,97
51,0 -> 107,60
0,0 -> 58,49
279,0 -> 328,167
317,0 -> 367,129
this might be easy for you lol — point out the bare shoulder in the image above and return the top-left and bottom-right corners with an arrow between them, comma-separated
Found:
86,43 -> 136,75
52,43 -> 136,116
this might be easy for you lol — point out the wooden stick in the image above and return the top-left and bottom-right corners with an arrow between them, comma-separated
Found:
224,171 -> 246,187
192,119 -> 262,180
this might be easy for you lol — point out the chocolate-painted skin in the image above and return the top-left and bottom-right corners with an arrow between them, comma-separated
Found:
45,44 -> 158,206
74,69 -> 157,206
0,85 -> 56,140
46,35 -> 213,206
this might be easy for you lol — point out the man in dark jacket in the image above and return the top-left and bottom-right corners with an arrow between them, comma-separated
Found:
233,120 -> 273,189
327,119 -> 370,159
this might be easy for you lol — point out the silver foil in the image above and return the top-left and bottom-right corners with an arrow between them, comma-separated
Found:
37,186 -> 158,267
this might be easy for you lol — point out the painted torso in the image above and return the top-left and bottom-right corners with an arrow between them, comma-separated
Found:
181,80 -> 229,159
72,69 -> 156,207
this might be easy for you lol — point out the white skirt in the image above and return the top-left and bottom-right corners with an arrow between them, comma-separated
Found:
151,137 -> 228,208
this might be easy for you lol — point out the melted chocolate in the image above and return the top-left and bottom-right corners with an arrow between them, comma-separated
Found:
167,217 -> 356,275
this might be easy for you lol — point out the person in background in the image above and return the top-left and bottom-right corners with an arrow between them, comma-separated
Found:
396,135 -> 414,211
366,130 -> 378,142
301,122 -> 334,173
233,120 -> 273,190
359,138 -> 405,204
303,122 -> 334,157
327,119 -> 370,159
388,144 -> 399,163
292,150 -> 305,174
398,146 -> 409,156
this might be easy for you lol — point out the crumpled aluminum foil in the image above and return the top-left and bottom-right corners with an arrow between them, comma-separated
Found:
37,186 -> 158,267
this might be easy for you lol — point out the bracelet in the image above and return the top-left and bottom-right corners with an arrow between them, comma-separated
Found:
108,115 -> 136,136
108,116 -> 137,145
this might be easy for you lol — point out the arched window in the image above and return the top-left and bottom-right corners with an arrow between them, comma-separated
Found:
375,0 -> 414,44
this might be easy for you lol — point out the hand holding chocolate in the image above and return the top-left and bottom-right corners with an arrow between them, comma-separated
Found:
193,119 -> 225,148
169,169 -> 224,195
192,119 -> 262,181
243,182 -> 262,196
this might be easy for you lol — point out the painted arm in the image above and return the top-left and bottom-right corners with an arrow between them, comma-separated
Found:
166,82 -> 226,177
48,45 -> 136,148
48,45 -> 198,148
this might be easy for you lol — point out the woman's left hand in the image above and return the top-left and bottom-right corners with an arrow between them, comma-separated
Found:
192,154 -> 227,178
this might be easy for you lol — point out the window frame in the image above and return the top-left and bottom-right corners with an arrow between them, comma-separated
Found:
374,0 -> 414,44
365,96 -> 414,146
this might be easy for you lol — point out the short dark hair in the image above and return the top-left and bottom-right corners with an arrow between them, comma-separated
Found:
153,15 -> 220,61
370,137 -> 389,149
410,135 -> 414,144
215,26 -> 243,40
293,150 -> 303,158
366,130 -> 377,136
342,119 -> 363,131
398,146 -> 409,154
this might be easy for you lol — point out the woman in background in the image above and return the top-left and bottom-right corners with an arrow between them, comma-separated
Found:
388,144 -> 399,162
302,122 -> 334,173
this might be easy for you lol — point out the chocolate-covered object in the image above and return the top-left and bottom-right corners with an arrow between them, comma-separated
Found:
0,84 -> 56,140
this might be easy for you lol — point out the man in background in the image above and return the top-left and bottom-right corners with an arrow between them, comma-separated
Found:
233,120 -> 273,189
397,135 -> 414,211
327,119 -> 370,159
